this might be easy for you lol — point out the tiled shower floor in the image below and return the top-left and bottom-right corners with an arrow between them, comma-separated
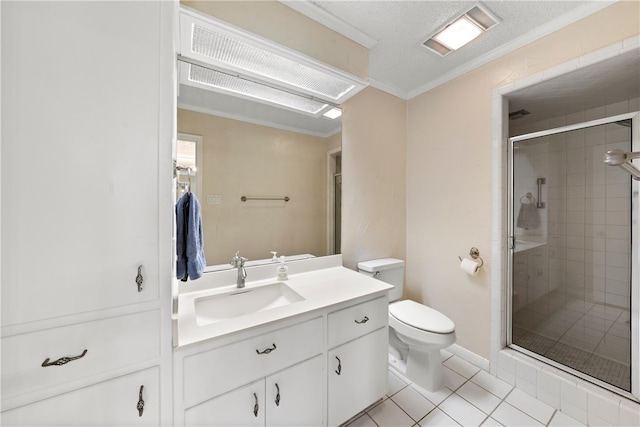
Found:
512,296 -> 631,391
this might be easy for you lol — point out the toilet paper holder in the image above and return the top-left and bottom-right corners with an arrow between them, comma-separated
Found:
458,247 -> 484,268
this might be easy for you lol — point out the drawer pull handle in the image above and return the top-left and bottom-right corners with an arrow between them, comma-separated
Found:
335,356 -> 342,375
136,265 -> 144,292
41,349 -> 88,367
355,316 -> 369,324
253,392 -> 259,417
275,383 -> 281,406
256,343 -> 276,355
137,385 -> 145,417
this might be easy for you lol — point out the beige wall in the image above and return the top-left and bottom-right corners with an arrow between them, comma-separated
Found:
178,109 -> 333,265
342,87 -> 407,270
406,1 -> 639,359
181,0 -> 368,80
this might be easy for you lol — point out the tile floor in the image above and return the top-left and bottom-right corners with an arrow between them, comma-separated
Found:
344,350 -> 586,427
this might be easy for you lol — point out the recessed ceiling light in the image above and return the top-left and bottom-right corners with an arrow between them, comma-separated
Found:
433,16 -> 482,51
322,107 -> 342,119
423,4 -> 499,57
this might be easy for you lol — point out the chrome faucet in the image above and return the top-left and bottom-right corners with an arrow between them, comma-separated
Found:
230,251 -> 248,288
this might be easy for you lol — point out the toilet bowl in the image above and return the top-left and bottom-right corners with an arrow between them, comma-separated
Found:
357,259 -> 456,392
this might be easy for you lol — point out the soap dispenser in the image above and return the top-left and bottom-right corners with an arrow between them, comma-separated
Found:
277,256 -> 288,280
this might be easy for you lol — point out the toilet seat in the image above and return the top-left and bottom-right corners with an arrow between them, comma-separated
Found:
389,300 -> 455,334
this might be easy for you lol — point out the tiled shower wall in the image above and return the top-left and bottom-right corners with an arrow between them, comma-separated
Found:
513,122 -> 633,314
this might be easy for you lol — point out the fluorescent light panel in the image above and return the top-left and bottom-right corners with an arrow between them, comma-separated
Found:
191,25 -> 355,102
179,7 -> 368,115
187,63 -> 330,115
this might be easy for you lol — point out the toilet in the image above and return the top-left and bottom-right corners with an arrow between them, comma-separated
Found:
358,258 -> 456,392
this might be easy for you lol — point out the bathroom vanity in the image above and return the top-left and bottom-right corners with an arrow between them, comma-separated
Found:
173,255 -> 392,426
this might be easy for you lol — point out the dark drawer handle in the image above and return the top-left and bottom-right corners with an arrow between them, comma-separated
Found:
253,392 -> 259,417
275,383 -> 280,406
137,385 -> 145,417
41,349 -> 88,367
136,265 -> 144,292
355,316 -> 369,324
335,356 -> 342,375
256,344 -> 276,355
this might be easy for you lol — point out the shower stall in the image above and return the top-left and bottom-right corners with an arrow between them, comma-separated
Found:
508,112 -> 639,399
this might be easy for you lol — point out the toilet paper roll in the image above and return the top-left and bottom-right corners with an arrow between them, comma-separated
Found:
460,258 -> 480,276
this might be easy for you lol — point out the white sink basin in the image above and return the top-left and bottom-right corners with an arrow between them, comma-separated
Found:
194,282 -> 305,326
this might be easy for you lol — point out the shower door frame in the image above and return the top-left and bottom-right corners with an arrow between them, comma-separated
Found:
506,111 -> 640,401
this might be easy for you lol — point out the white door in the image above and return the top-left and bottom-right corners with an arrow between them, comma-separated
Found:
184,379 -> 265,427
327,328 -> 388,426
1,0 -> 161,327
266,355 -> 324,426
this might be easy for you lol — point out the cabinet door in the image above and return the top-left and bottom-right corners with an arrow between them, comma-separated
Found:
327,328 -> 388,426
184,379 -> 265,427
0,367 -> 159,426
266,355 -> 324,427
1,0 -> 160,326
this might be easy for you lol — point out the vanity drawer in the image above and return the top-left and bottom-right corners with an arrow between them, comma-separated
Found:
1,310 -> 160,400
328,296 -> 388,349
182,316 -> 323,408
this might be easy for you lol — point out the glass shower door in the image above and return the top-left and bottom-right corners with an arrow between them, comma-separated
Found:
509,115 -> 637,395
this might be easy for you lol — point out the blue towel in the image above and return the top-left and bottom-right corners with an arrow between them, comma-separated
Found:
176,192 -> 206,280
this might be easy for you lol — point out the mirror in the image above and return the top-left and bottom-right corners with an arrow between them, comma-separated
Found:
177,61 -> 342,270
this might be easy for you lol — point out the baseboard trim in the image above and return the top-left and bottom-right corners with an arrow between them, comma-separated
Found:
447,343 -> 491,372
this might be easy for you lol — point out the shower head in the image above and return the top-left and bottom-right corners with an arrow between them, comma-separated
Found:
603,149 -> 640,180
603,149 -> 627,166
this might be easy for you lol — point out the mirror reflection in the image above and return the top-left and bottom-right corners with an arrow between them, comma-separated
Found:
177,78 -> 342,269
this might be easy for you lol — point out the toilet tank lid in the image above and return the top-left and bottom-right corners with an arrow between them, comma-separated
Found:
357,258 -> 405,273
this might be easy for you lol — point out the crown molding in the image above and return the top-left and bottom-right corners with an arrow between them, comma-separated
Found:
279,0 -> 378,49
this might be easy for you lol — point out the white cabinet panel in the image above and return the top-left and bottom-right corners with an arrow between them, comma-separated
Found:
0,367 -> 159,426
266,355 -> 324,427
328,328 -> 388,427
1,0 -> 161,327
184,379 -> 265,427
1,310 -> 160,400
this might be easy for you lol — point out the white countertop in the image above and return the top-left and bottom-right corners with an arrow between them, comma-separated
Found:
174,257 -> 393,348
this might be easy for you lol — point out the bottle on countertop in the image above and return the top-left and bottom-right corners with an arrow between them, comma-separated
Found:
277,255 -> 288,280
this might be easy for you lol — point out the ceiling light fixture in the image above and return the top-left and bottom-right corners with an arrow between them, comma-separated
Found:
423,4 -> 499,57
433,16 -> 482,51
322,107 -> 342,120
179,7 -> 367,117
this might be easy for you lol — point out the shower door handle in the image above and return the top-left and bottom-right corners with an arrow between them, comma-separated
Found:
536,178 -> 546,208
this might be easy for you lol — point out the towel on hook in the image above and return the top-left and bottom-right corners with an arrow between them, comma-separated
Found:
517,198 -> 539,230
176,192 -> 206,281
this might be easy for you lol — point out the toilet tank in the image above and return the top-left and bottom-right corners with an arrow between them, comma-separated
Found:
357,258 -> 405,302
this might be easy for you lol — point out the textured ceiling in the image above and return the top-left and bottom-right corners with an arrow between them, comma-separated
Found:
180,1 -> 636,136
302,0 -> 600,98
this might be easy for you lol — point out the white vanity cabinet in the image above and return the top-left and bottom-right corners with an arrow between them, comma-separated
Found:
327,296 -> 389,426
175,292 -> 390,427
185,355 -> 323,427
1,1 -> 173,424
175,316 -> 324,426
